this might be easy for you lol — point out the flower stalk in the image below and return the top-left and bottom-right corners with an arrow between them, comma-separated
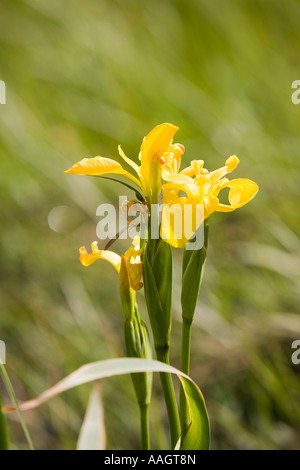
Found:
124,310 -> 152,450
155,346 -> 181,449
0,383 -> 9,450
143,237 -> 181,448
119,256 -> 153,450
180,220 -> 209,430
139,403 -> 150,450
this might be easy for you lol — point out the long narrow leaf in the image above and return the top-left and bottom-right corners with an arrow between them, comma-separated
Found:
77,384 -> 106,450
3,358 -> 210,450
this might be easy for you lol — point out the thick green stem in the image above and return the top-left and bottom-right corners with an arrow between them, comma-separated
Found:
179,317 -> 192,430
0,384 -> 9,450
139,403 -> 150,450
156,347 -> 181,449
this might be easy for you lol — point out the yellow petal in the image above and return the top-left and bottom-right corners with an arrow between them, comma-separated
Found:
225,155 -> 239,172
203,194 -> 220,218
119,255 -> 130,292
162,178 -> 199,198
66,157 -> 122,175
127,258 -> 143,290
123,237 -> 143,290
140,123 -> 179,163
132,235 -> 141,250
216,178 -> 258,212
208,155 -> 240,187
118,146 -> 141,177
161,200 -> 185,248
124,236 -> 143,258
79,245 -> 121,272
162,143 -> 185,176
162,172 -> 194,186
179,160 -> 205,178
65,156 -> 142,189
139,123 -> 179,200
161,194 -> 204,248
179,166 -> 195,177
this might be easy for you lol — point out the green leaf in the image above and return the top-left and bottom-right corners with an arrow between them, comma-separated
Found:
77,384 -> 106,450
143,240 -> 173,349
176,378 -> 210,450
181,221 -> 208,322
3,358 -> 210,450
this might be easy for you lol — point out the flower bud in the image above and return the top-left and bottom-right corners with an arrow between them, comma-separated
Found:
181,221 -> 208,323
119,255 -> 136,321
124,306 -> 152,406
143,239 -> 173,352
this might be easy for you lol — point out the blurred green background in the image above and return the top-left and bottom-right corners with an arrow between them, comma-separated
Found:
0,0 -> 299,450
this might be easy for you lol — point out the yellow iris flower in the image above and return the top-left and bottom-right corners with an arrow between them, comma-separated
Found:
161,154 -> 258,248
79,236 -> 143,291
65,122 -> 258,249
65,123 -> 184,204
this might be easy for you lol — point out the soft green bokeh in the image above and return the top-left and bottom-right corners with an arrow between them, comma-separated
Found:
0,0 -> 299,449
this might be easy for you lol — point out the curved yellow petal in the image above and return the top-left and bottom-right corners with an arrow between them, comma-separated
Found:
140,123 -> 179,163
65,156 -> 142,189
79,245 -> 121,272
179,166 -> 194,177
225,155 -> 239,172
118,145 -> 141,177
179,160 -> 205,178
162,172 -> 194,186
208,155 -> 240,187
139,123 -> 179,200
216,178 -> 258,212
203,194 -> 220,218
65,156 -> 123,175
162,178 -> 198,198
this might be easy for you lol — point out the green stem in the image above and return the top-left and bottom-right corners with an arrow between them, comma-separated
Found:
179,317 -> 192,430
156,347 -> 181,449
0,383 -> 9,450
139,403 -> 150,450
0,364 -> 34,450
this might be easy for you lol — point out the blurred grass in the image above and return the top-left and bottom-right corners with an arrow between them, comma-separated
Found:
0,0 -> 299,449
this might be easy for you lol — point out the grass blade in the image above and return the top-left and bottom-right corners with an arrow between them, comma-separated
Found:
0,364 -> 34,450
2,358 -> 210,450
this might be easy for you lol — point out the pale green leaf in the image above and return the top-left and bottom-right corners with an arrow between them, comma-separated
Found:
3,358 -> 210,450
77,384 -> 106,451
